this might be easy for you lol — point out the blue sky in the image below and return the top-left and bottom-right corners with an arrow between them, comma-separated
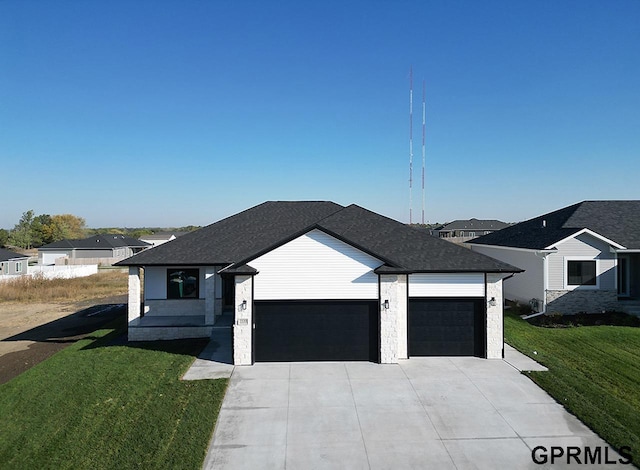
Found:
1,0 -> 639,229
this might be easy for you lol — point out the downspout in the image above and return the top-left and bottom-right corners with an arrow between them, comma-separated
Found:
522,251 -> 550,319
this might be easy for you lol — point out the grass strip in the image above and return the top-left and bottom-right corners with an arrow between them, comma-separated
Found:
505,311 -> 640,464
0,327 -> 227,469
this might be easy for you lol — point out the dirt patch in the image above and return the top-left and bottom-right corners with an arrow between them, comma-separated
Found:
0,295 -> 127,385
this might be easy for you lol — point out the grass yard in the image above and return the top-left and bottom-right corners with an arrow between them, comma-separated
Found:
0,323 -> 227,469
505,310 -> 640,464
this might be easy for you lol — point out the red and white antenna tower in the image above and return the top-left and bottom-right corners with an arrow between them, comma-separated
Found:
409,66 -> 413,224
421,79 -> 426,225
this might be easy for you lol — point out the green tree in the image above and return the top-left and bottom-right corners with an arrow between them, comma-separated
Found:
31,214 -> 53,246
0,229 -> 8,247
8,210 -> 35,249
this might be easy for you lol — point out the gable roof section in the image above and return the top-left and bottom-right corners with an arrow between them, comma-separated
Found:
117,201 -> 345,266
0,248 -> 29,262
117,201 -> 519,273
40,234 -> 151,250
469,201 -> 640,250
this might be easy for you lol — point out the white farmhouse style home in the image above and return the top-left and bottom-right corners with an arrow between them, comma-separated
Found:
116,201 -> 521,365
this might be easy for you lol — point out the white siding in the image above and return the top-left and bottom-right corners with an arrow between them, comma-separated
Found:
408,273 -> 484,297
251,229 -> 383,300
470,245 -> 545,304
548,233 -> 616,290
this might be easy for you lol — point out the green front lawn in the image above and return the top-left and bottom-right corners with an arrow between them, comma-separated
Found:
0,326 -> 227,469
505,311 -> 640,463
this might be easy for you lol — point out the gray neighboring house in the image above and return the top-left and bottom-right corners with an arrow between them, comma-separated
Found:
117,201 -> 521,365
469,200 -> 640,315
38,234 -> 150,266
0,248 -> 29,276
433,219 -> 510,242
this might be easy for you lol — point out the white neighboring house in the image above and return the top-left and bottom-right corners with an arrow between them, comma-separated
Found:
117,201 -> 522,365
469,200 -> 640,315
0,248 -> 29,277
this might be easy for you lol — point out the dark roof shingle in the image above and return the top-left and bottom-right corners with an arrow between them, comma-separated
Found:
117,201 -> 519,273
470,201 -> 640,250
0,248 -> 29,262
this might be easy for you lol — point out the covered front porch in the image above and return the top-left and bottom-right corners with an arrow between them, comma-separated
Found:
127,266 -> 236,341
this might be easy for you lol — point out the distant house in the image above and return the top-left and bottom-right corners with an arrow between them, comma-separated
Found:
432,219 -> 510,241
38,234 -> 150,266
469,201 -> 640,315
138,232 -> 188,248
0,248 -> 29,276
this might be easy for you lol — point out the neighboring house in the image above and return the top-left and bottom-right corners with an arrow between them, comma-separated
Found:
38,234 -> 150,265
0,248 -> 29,276
117,201 -> 520,365
432,219 -> 510,242
469,200 -> 640,315
139,232 -> 188,248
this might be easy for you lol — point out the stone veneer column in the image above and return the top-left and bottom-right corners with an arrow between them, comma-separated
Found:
233,275 -> 253,365
486,273 -> 504,359
128,266 -> 141,328
396,275 -> 408,360
379,274 -> 407,364
204,267 -> 216,326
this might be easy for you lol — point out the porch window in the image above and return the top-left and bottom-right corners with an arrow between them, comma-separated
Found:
16,262 -> 23,273
167,269 -> 199,299
567,260 -> 596,286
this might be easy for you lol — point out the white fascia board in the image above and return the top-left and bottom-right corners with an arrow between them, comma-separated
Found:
613,248 -> 640,253
470,243 -> 555,255
546,228 -> 626,250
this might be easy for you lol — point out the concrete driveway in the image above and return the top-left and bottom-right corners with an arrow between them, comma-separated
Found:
201,354 -> 627,469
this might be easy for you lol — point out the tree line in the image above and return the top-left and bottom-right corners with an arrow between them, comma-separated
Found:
1,210 -> 201,250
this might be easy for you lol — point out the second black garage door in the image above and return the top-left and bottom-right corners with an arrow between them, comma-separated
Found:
254,300 -> 378,362
409,298 -> 485,357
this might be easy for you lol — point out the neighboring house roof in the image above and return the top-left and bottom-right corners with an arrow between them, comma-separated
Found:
117,201 -> 520,273
140,232 -> 188,241
436,219 -> 510,232
39,234 -> 151,250
469,200 -> 640,250
0,248 -> 29,262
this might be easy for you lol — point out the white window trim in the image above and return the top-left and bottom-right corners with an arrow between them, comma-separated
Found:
564,256 -> 599,290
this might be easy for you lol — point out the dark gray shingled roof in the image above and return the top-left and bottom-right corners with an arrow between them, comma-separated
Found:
469,201 -> 640,250
40,234 -> 151,250
436,219 -> 510,232
0,248 -> 29,262
117,201 -> 520,273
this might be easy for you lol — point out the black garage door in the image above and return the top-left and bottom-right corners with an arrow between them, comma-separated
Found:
254,300 -> 379,362
409,298 -> 485,357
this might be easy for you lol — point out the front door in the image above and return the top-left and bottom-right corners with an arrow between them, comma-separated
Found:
618,256 -> 630,297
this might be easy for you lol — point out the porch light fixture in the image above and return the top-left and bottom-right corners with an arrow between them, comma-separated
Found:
383,299 -> 390,310
488,297 -> 497,307
241,300 -> 247,310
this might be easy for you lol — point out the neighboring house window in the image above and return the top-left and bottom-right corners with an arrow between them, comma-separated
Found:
567,260 -> 596,286
167,269 -> 199,299
16,262 -> 23,273
468,232 -> 475,237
